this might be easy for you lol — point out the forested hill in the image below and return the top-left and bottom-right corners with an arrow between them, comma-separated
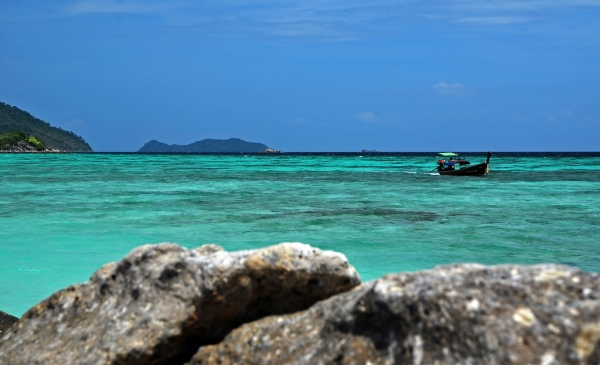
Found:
138,138 -> 270,153
0,102 -> 92,151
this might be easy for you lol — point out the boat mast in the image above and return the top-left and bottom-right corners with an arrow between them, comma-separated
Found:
486,151 -> 492,165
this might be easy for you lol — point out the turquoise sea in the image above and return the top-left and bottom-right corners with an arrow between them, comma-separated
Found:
1,152 -> 599,317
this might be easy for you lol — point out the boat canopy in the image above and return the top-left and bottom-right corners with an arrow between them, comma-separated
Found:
438,152 -> 459,157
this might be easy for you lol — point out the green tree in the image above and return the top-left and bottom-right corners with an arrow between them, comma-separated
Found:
27,136 -> 46,151
0,131 -> 47,151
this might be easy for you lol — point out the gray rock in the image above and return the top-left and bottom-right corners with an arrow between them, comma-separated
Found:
0,310 -> 18,336
189,264 -> 600,365
0,242 -> 360,365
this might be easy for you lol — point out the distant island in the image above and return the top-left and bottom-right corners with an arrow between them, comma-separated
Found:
138,138 -> 278,153
0,102 -> 92,152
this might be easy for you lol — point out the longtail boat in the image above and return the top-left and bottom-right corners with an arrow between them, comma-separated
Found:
435,151 -> 492,176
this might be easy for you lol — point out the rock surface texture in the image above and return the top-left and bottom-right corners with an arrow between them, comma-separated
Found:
0,310 -> 18,337
0,140 -> 57,152
189,264 -> 600,365
0,242 -> 360,365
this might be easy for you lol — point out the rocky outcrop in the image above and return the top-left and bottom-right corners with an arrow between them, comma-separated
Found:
0,140 -> 37,152
0,140 -> 59,152
0,310 -> 18,337
0,243 -> 360,365
189,264 -> 600,365
3,244 -> 599,365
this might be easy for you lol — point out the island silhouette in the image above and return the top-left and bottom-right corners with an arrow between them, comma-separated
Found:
138,138 -> 276,153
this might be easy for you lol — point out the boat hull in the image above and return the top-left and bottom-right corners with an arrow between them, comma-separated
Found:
439,162 -> 488,176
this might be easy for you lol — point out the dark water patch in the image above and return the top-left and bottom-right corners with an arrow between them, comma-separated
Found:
300,208 -> 438,222
446,212 -> 482,218
574,190 -> 600,195
234,208 -> 439,223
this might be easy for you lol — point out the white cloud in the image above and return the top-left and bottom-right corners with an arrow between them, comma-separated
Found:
65,1 -> 179,16
457,16 -> 535,25
355,111 -> 380,123
58,0 -> 600,39
437,0 -> 600,26
433,82 -> 466,94
447,0 -> 600,13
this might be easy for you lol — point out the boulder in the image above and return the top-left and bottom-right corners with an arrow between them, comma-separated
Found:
189,264 -> 600,365
1,140 -> 40,152
0,242 -> 360,365
0,310 -> 18,337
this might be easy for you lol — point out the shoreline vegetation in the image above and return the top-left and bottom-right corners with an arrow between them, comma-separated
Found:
0,131 -> 63,153
1,242 -> 598,364
0,102 -> 92,152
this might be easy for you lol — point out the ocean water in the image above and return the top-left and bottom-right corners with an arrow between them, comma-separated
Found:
1,152 -> 599,317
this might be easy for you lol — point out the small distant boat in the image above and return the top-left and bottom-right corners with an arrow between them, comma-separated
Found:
434,151 -> 492,176
262,148 -> 281,153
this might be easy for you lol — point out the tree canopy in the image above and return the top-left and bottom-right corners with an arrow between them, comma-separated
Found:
0,131 -> 46,151
0,102 -> 92,151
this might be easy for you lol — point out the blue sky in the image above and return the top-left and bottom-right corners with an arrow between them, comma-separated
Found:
1,1 -> 599,151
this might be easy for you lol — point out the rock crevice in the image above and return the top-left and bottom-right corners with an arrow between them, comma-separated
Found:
0,310 -> 18,338
189,264 -> 600,365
